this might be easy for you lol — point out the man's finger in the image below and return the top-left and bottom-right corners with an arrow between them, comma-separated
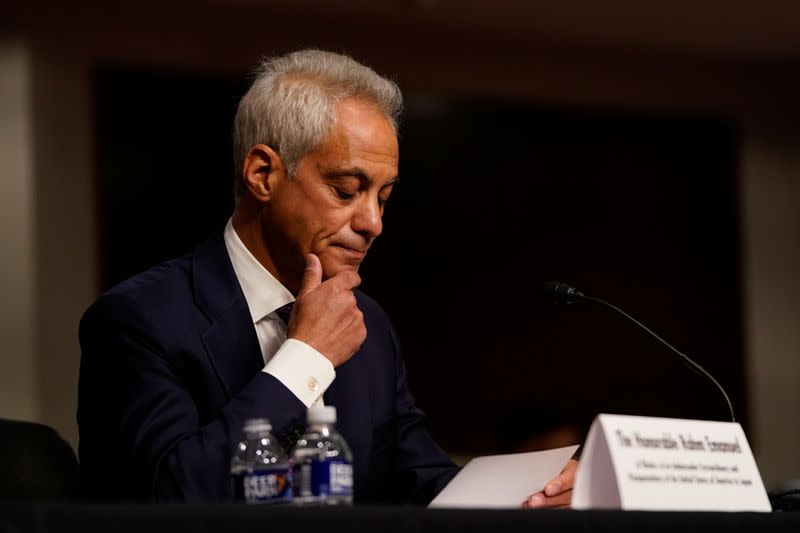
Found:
544,459 -> 578,496
523,492 -> 545,508
298,254 -> 323,297
542,490 -> 572,508
524,489 -> 573,509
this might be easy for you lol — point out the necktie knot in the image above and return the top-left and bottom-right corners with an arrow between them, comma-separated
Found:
275,302 -> 294,326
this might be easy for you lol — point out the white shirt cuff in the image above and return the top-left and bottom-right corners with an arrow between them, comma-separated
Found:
263,338 -> 335,408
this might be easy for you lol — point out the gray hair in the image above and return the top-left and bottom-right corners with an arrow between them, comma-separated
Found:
232,49 -> 403,200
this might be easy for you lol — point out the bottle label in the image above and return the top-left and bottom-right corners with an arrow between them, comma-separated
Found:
233,468 -> 292,504
327,461 -> 353,496
309,459 -> 352,497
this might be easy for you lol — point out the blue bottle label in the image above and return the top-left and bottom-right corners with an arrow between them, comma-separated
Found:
310,459 -> 353,497
233,468 -> 292,504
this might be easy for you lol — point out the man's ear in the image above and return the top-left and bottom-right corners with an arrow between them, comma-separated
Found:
240,144 -> 286,202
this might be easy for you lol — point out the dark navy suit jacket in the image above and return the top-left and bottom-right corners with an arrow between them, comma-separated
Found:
77,232 -> 458,503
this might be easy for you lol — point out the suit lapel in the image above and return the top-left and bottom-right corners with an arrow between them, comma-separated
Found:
192,232 -> 263,399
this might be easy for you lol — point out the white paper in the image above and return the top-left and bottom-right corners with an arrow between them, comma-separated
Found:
573,414 -> 771,512
428,445 -> 579,509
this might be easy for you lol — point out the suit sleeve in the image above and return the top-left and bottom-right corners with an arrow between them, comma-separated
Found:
388,323 -> 461,504
77,298 -> 307,502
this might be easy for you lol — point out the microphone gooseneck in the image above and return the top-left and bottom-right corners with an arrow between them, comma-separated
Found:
543,281 -> 736,423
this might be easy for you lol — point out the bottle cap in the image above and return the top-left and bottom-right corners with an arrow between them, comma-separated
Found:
243,418 -> 272,432
307,406 -> 337,424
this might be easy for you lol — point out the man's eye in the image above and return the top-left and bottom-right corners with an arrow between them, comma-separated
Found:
335,188 -> 356,200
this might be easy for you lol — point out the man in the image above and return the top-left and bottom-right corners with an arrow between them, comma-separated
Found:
78,49 -> 576,505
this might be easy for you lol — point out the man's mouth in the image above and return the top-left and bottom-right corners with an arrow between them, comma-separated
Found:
333,244 -> 367,260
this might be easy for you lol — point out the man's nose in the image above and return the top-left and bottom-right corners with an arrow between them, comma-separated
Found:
352,195 -> 383,240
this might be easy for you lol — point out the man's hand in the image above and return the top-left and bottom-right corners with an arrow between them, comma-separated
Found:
522,459 -> 578,509
287,254 -> 366,367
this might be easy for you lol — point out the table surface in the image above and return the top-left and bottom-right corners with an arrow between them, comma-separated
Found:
3,503 -> 800,533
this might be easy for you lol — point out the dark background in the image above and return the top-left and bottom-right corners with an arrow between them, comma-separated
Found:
95,67 -> 742,455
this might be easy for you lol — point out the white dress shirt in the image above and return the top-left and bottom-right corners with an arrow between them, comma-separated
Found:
223,219 -> 334,407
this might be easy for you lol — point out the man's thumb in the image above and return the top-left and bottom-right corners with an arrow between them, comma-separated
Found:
298,254 -> 322,296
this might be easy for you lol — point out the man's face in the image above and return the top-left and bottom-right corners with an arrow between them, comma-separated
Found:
262,97 -> 399,286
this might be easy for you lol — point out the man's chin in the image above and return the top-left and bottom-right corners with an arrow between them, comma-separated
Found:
321,262 -> 361,280
318,253 -> 363,280
317,246 -> 367,279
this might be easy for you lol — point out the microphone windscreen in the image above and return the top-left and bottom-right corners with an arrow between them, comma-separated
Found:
542,281 -> 583,304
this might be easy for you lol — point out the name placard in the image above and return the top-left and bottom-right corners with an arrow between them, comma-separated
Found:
572,414 -> 771,511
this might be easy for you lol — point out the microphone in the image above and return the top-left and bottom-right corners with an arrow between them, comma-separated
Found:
543,281 -> 736,423
543,280 -> 585,304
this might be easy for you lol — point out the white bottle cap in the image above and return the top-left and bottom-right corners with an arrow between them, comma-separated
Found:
243,418 -> 272,432
307,406 -> 337,424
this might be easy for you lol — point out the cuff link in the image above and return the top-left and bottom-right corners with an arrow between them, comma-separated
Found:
307,377 -> 319,392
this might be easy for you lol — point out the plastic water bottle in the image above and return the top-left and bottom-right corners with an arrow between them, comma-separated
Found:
231,418 -> 292,504
291,406 -> 353,505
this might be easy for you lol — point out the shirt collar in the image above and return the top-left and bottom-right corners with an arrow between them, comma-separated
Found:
223,218 -> 294,323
